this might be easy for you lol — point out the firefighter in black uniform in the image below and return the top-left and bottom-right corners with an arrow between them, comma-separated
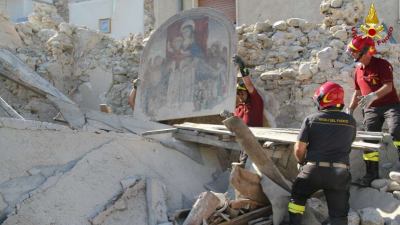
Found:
288,82 -> 357,225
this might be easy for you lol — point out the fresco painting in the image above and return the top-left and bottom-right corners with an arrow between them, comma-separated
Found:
135,8 -> 236,121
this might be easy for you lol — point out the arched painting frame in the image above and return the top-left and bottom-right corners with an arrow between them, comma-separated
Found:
134,7 -> 237,121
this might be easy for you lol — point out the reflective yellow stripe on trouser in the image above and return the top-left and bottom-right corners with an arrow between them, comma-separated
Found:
288,202 -> 305,215
394,141 -> 400,148
363,151 -> 379,162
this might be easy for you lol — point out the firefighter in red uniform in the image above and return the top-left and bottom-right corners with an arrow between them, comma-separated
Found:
288,82 -> 356,225
347,36 -> 400,187
233,55 -> 264,164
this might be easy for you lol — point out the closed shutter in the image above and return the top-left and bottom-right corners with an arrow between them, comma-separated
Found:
198,0 -> 236,24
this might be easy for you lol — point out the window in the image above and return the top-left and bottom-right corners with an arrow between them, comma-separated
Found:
99,18 -> 111,33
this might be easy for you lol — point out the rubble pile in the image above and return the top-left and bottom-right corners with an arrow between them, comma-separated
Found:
144,0 -> 155,36
0,0 -> 399,127
1,2 -> 144,122
0,0 -> 398,225
371,171 -> 400,200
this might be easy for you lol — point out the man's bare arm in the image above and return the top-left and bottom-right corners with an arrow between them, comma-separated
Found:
242,75 -> 255,94
294,141 -> 307,164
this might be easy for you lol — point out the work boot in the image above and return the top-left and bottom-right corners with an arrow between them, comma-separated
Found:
354,161 -> 379,187
289,212 -> 303,225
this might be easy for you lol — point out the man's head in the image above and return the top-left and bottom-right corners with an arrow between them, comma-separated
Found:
237,82 -> 249,103
313,81 -> 344,110
347,36 -> 376,63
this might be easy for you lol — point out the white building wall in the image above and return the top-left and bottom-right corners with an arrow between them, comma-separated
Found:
7,0 -> 24,21
69,0 -> 144,39
154,0 -> 179,28
0,0 -> 32,22
22,0 -> 33,18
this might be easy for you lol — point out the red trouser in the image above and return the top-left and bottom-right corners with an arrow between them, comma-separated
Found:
289,164 -> 351,225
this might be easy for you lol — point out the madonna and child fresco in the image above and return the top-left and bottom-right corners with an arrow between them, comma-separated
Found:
135,8 -> 236,121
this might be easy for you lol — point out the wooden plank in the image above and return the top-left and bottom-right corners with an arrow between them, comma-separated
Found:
173,132 -> 241,151
0,96 -> 24,119
175,123 -> 383,151
141,128 -> 177,136
223,116 -> 292,192
175,123 -> 386,142
352,141 -> 381,151
183,192 -> 222,225
177,129 -> 222,141
216,206 -> 272,225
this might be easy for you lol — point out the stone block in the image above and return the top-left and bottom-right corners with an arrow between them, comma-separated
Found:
333,29 -> 348,41
260,71 -> 281,81
298,63 -> 313,80
387,181 -> 400,192
371,179 -> 389,191
331,0 -> 343,8
307,198 -> 328,223
358,208 -> 384,225
348,210 -> 360,225
389,171 -> 400,183
273,20 -> 288,31
286,18 -> 306,28
146,178 -> 168,225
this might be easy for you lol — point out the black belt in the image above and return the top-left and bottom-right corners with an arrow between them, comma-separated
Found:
306,161 -> 349,169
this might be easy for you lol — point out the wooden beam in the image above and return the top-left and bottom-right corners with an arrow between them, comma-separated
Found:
223,116 -> 291,192
173,132 -> 241,151
141,128 -> 177,136
215,206 -> 272,225
183,192 -> 222,225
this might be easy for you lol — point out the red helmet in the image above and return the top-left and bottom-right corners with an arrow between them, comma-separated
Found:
313,82 -> 344,110
347,36 -> 376,55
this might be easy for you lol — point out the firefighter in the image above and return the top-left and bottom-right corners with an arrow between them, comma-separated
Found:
233,55 -> 264,164
288,82 -> 356,225
346,36 -> 400,187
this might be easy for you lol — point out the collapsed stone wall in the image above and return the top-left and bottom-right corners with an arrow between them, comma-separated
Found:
53,0 -> 69,22
237,0 -> 400,127
1,2 -> 144,122
1,0 -> 400,128
144,0 -> 155,36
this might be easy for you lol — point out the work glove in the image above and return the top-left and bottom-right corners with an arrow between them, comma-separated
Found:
345,108 -> 354,116
132,78 -> 141,89
297,162 -> 305,172
232,55 -> 249,77
358,92 -> 378,109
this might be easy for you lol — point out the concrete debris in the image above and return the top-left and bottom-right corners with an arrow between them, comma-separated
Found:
0,97 -> 24,119
89,179 -> 147,225
350,186 -> 400,224
146,178 -> 169,225
0,118 -> 222,225
204,170 -> 230,193
260,175 -> 290,225
0,48 -> 85,128
0,0 -> 399,224
306,197 -> 329,223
